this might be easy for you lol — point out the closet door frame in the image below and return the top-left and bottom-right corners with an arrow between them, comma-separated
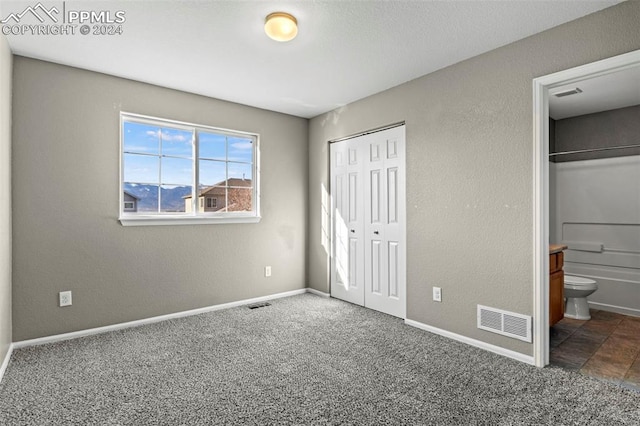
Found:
329,123 -> 406,319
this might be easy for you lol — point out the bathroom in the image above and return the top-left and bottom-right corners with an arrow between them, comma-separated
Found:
547,66 -> 640,388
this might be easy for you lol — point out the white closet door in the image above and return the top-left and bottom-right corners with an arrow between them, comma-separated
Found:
363,126 -> 406,318
330,138 -> 365,306
330,125 -> 406,319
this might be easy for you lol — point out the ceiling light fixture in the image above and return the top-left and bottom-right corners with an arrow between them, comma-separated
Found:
264,12 -> 298,42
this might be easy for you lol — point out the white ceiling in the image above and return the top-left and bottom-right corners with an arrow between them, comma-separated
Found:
1,0 -> 623,118
549,65 -> 640,119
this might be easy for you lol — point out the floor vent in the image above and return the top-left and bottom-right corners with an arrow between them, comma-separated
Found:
248,302 -> 271,310
477,305 -> 532,342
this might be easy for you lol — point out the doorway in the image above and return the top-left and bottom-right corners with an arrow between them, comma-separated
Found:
330,124 -> 407,318
533,49 -> 640,367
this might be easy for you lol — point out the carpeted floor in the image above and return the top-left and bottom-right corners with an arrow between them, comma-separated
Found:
1,294 -> 639,425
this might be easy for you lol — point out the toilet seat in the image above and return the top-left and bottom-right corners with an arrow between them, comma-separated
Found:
564,275 -> 597,291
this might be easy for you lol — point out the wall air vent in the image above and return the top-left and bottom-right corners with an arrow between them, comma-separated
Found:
477,305 -> 532,342
553,87 -> 583,98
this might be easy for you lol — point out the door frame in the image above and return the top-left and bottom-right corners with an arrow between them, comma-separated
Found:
329,122 -> 406,317
532,49 -> 640,367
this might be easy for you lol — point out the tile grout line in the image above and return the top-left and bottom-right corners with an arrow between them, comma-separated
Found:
576,319 -> 604,372
621,327 -> 640,388
551,311 -> 640,392
581,316 -> 636,386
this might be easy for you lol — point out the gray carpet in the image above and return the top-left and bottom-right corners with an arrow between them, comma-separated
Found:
0,294 -> 639,425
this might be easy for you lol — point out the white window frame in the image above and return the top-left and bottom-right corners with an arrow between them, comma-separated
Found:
119,112 -> 261,226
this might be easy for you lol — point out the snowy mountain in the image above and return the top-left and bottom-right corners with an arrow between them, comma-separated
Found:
123,183 -> 192,212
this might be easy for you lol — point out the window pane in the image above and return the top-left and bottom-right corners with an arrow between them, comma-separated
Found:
161,157 -> 192,186
228,162 -> 253,182
124,153 -> 159,184
227,187 -> 252,212
160,128 -> 192,158
198,183 -> 225,213
199,132 -> 226,160
123,122 -> 159,154
199,159 -> 226,187
161,185 -> 191,213
120,113 -> 258,221
123,183 -> 159,212
227,137 -> 253,163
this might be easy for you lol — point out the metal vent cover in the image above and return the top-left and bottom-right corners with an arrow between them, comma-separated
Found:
553,87 -> 583,97
248,302 -> 271,310
477,305 -> 532,342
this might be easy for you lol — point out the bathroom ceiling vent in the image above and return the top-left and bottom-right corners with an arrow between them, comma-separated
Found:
553,87 -> 583,98
477,305 -> 532,343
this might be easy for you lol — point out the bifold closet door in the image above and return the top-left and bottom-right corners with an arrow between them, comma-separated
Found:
330,126 -> 406,319
330,137 -> 365,306
362,127 -> 406,318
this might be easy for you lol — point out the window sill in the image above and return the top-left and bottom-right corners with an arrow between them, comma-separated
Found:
119,214 -> 261,227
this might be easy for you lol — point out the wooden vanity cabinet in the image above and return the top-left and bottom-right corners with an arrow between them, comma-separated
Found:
549,250 -> 565,326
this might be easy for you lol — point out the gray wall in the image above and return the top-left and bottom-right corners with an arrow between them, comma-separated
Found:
0,34 -> 12,364
12,58 -> 308,341
552,105 -> 640,162
549,104 -> 640,240
551,155 -> 640,316
308,1 -> 640,355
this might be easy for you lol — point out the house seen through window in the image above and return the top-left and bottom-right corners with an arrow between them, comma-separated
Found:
120,113 -> 258,223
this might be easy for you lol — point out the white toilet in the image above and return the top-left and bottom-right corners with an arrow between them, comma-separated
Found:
564,275 -> 598,320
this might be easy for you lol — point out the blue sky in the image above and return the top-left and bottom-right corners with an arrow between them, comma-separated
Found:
123,121 -> 253,187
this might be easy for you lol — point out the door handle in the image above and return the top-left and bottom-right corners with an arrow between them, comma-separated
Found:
373,231 -> 379,235
350,229 -> 355,233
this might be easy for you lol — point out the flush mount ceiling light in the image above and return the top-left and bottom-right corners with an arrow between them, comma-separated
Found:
264,12 -> 298,42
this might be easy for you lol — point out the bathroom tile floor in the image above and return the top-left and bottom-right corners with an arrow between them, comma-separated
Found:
550,309 -> 640,391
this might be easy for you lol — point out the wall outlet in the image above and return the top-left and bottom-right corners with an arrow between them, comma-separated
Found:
432,287 -> 442,302
265,266 -> 272,277
59,291 -> 72,307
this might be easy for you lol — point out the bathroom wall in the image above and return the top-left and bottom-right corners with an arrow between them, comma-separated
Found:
551,106 -> 640,316
552,105 -> 640,162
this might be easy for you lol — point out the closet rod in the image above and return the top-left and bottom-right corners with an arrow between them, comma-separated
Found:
549,143 -> 640,157
329,121 -> 405,144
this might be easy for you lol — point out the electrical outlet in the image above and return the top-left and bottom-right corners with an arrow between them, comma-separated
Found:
59,291 -> 72,307
432,287 -> 442,302
265,266 -> 272,277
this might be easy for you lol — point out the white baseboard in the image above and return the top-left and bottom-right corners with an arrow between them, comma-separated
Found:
13,288 -> 309,349
404,319 -> 535,366
0,343 -> 13,383
588,301 -> 640,318
306,288 -> 330,298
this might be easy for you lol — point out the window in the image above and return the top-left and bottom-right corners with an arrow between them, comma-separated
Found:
120,112 -> 259,226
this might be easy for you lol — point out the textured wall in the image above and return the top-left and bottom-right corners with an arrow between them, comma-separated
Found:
12,58 -> 308,341
308,1 -> 640,355
0,34 -> 11,363
552,105 -> 640,162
